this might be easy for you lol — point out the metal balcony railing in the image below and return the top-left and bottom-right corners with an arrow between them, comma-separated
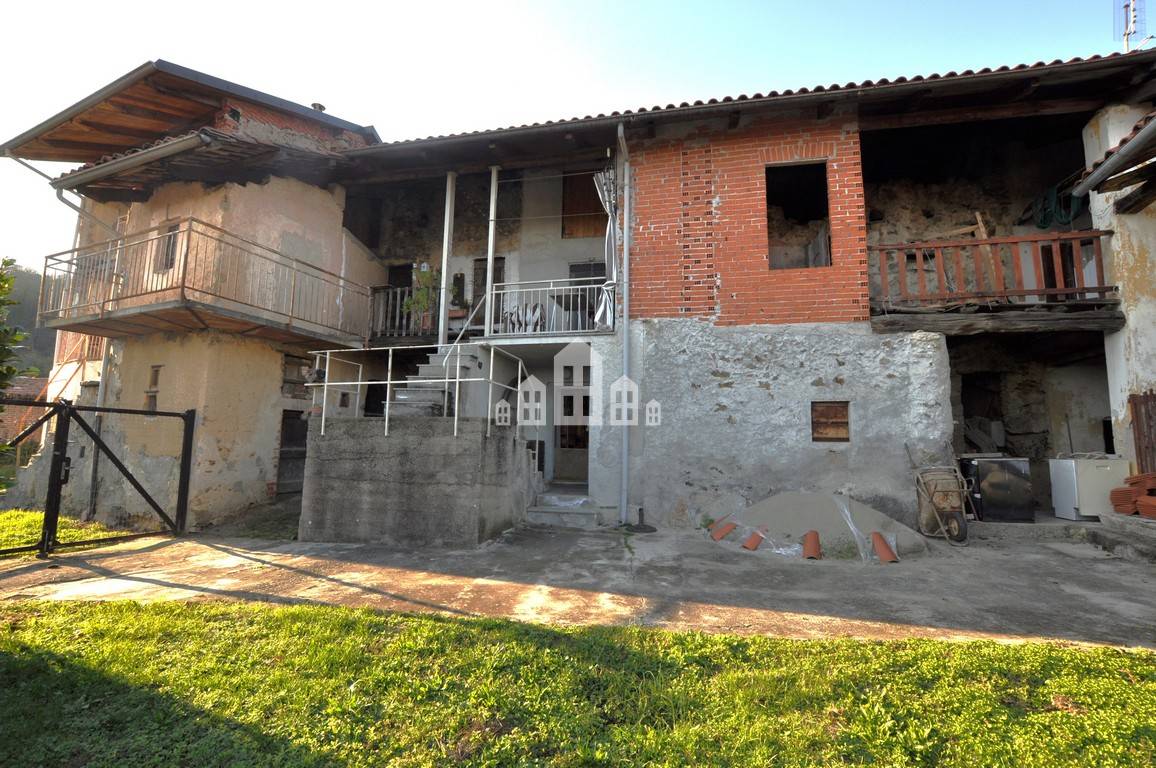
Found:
868,230 -> 1114,310
38,218 -> 372,340
490,276 -> 616,336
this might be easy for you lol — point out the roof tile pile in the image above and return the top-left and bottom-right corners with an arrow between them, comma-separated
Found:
1112,474 -> 1156,516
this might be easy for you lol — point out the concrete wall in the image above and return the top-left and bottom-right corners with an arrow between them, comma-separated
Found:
589,319 -> 952,529
1084,104 -> 1156,468
299,417 -> 533,547
1045,365 -> 1112,455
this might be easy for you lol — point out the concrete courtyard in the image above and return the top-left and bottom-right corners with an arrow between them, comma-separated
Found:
1,524 -> 1153,648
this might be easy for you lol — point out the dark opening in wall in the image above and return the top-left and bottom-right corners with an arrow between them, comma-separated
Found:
811,401 -> 849,442
766,163 -> 830,269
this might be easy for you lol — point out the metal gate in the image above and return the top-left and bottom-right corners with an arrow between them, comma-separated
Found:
1131,390 -> 1156,474
0,398 -> 195,558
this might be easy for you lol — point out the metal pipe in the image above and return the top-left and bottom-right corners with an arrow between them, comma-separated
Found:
483,165 -> 500,336
7,153 -> 123,239
1074,117 -> 1156,197
438,171 -> 457,346
48,132 -> 212,190
617,123 -> 632,527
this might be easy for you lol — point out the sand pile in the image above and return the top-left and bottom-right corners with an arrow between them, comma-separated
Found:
709,492 -> 926,559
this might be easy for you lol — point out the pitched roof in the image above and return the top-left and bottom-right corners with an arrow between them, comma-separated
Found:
349,50 -> 1156,153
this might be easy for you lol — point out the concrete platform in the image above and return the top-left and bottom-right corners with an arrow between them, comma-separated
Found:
1,526 -> 1153,647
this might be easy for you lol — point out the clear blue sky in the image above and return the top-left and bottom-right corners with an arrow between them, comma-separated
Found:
0,0 -> 1127,268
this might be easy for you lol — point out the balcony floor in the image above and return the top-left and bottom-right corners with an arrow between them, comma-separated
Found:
42,299 -> 364,348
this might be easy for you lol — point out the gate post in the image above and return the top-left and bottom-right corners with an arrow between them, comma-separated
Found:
38,401 -> 72,558
174,409 -> 196,533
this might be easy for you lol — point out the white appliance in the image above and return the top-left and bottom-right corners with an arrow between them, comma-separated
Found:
1049,457 -> 1130,520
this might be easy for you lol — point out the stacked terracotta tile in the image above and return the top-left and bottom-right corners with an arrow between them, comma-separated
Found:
1114,473 -> 1156,518
1110,486 -> 1141,514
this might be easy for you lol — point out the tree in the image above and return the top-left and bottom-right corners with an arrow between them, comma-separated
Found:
0,259 -> 27,393
7,267 -> 53,375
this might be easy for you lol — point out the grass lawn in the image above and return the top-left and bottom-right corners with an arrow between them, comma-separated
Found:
0,602 -> 1153,767
0,509 -> 120,556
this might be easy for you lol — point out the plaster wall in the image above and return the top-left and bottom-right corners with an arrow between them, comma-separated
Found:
589,319 -> 952,529
1083,104 -> 1156,465
6,332 -> 302,528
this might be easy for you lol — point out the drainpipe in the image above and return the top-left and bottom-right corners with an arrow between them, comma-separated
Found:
7,153 -> 119,518
617,123 -> 632,526
6,154 -> 122,239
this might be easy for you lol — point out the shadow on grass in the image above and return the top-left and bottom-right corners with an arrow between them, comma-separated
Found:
0,644 -> 341,768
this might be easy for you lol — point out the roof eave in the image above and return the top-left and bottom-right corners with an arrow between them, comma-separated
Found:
0,61 -> 158,154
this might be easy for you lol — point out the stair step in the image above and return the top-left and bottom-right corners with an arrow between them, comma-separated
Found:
526,506 -> 604,530
536,492 -> 596,508
387,401 -> 444,417
393,388 -> 445,404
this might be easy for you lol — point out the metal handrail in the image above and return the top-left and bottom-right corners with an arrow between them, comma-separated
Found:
39,217 -> 371,339
307,336 -> 527,440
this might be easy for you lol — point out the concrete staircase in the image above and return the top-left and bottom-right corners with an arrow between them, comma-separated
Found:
389,344 -> 483,417
526,483 -> 610,529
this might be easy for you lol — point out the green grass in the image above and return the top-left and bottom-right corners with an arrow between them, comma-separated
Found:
1,602 -> 1153,767
0,509 -> 120,556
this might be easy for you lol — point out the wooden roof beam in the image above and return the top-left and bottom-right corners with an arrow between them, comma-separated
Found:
859,97 -> 1103,131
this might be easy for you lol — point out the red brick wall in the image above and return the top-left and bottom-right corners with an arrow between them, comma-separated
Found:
629,114 -> 868,325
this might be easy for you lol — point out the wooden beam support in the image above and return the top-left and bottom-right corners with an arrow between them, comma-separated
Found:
870,309 -> 1126,335
859,98 -> 1104,131
1115,180 -> 1156,214
1099,160 -> 1156,193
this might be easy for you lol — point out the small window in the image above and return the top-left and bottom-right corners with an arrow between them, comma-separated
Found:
766,163 -> 830,270
282,355 -> 310,399
145,365 -> 161,412
155,224 -> 180,273
811,401 -> 850,442
562,365 -> 574,387
338,392 -> 350,408
563,395 -> 575,417
562,171 -> 608,239
569,261 -> 607,280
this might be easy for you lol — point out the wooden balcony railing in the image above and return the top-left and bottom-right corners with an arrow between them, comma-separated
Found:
370,285 -> 439,338
868,230 -> 1114,309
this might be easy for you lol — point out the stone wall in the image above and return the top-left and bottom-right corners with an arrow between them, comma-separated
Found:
299,417 -> 534,548
590,319 -> 952,529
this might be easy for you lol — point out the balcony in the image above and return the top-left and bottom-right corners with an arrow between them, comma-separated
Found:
490,277 -> 616,337
370,285 -> 439,340
39,218 -> 371,346
867,230 -> 1125,334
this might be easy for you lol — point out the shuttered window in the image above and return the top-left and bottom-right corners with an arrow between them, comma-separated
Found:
562,172 -> 607,239
811,401 -> 850,442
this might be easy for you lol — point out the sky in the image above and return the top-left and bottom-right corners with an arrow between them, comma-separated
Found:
0,0 -> 1129,271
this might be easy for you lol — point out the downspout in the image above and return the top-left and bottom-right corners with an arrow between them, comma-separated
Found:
6,153 -> 119,517
6,154 -> 121,239
617,123 -> 632,526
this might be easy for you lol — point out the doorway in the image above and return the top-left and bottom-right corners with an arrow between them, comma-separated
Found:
554,423 -> 589,483
276,410 -> 308,495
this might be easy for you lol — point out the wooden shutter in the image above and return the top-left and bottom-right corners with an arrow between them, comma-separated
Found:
562,172 -> 608,239
811,401 -> 850,442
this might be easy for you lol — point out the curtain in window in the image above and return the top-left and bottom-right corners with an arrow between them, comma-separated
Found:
592,169 -> 618,330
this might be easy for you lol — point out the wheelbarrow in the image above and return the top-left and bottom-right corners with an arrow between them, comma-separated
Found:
914,465 -> 973,544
